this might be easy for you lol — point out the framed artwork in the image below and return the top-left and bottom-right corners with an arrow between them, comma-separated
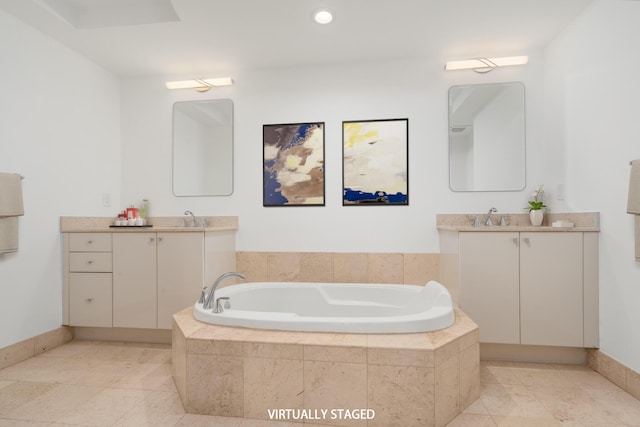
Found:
342,118 -> 408,205
263,122 -> 325,206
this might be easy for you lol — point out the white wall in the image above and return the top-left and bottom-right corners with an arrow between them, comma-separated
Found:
544,0 -> 640,372
121,55 -> 545,254
0,10 -> 121,348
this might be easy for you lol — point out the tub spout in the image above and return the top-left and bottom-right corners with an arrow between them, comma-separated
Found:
203,272 -> 246,310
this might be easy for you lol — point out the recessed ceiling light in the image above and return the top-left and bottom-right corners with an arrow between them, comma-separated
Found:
313,8 -> 333,25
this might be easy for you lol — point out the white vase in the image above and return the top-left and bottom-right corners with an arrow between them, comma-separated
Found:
529,210 -> 544,226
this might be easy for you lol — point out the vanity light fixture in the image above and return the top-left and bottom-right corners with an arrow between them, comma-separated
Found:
313,8 -> 334,24
165,77 -> 234,92
444,56 -> 528,73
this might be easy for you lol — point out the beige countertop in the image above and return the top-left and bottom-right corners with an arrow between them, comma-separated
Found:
437,212 -> 600,232
60,216 -> 238,233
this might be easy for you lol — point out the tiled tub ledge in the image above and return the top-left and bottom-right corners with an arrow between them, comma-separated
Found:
172,307 -> 479,427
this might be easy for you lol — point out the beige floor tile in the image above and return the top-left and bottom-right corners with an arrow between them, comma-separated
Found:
174,413 -> 242,427
446,413 -> 497,426
240,419 -> 306,427
480,364 -> 525,385
530,385 -> 623,424
58,388 -> 145,426
479,383 -> 554,419
462,398 -> 489,415
112,362 -> 175,391
584,388 -> 640,425
4,383 -> 103,422
491,415 -> 563,426
0,421 -> 59,426
0,381 -> 58,417
111,390 -> 186,427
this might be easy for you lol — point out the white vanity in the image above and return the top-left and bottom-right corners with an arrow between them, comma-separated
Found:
438,213 -> 599,352
61,217 -> 237,334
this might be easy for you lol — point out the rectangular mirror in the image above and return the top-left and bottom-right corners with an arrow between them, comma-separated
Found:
448,82 -> 526,192
172,99 -> 233,196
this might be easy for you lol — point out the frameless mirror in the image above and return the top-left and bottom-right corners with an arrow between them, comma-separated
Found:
448,82 -> 526,192
172,99 -> 233,196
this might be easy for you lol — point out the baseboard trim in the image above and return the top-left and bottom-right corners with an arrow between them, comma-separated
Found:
480,343 -> 587,365
587,349 -> 640,401
73,327 -> 171,344
0,326 -> 74,370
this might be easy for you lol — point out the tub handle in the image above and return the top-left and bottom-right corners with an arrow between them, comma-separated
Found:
213,297 -> 230,314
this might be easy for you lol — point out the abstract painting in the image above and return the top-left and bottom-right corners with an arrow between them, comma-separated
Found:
343,118 -> 408,205
263,122 -> 325,206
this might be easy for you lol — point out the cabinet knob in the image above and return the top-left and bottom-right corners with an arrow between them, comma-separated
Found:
87,260 -> 93,264
87,240 -> 93,244
524,237 -> 531,245
150,237 -> 155,242
512,237 -> 519,246
86,298 -> 93,302
158,237 -> 163,242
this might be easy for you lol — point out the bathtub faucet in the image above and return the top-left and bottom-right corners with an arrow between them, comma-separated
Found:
203,272 -> 246,311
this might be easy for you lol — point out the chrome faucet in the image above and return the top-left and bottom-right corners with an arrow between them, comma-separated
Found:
184,210 -> 197,227
203,272 -> 246,311
484,207 -> 497,226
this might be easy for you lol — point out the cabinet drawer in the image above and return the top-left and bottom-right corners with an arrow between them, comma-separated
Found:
70,253 -> 112,272
69,233 -> 111,252
69,273 -> 113,327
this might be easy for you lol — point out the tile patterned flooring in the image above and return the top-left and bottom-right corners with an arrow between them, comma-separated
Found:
0,340 -> 639,426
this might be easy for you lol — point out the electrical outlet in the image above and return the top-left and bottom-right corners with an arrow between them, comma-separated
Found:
102,192 -> 112,207
556,183 -> 565,201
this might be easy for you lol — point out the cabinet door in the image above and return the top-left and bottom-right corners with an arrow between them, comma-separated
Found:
112,233 -> 157,328
69,273 -> 112,327
157,232 -> 204,329
520,232 -> 583,347
459,232 -> 520,344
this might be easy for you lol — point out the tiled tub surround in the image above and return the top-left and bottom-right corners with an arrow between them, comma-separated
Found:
236,251 -> 440,287
172,307 -> 479,427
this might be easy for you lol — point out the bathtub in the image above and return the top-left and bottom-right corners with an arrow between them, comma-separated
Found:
193,280 -> 455,333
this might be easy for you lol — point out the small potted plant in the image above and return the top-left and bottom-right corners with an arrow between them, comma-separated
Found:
526,185 -> 546,226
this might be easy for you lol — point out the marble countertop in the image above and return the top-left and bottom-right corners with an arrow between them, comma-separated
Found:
437,212 -> 600,232
60,216 -> 238,233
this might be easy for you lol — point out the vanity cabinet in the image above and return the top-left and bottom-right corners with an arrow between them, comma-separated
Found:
112,232 -> 205,329
112,233 -> 158,328
156,232 -> 204,329
63,228 -> 236,330
459,232 -> 520,344
520,232 -> 584,346
67,233 -> 113,327
443,229 -> 599,348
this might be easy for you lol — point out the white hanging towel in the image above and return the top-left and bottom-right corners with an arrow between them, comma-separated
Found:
0,173 -> 24,217
0,217 -> 19,254
628,160 -> 640,261
0,173 -> 24,254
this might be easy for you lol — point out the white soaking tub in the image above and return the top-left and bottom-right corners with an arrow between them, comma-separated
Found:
193,280 -> 455,333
